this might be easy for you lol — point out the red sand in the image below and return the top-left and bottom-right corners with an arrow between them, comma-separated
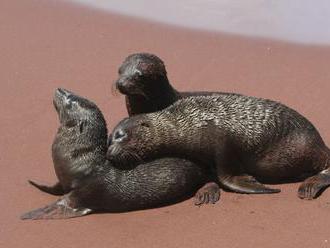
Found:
1,0 -> 330,247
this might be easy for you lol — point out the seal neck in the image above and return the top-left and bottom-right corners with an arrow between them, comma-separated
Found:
126,77 -> 181,116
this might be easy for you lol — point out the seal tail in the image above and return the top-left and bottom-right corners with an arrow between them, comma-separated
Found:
20,195 -> 92,220
28,180 -> 67,196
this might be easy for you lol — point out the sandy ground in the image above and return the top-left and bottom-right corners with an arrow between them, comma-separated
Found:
1,0 -> 330,247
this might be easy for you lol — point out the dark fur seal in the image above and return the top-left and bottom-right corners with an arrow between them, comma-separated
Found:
113,52 -> 231,201
114,53 -> 238,116
29,88 -> 107,195
107,94 -> 330,200
22,89 -> 217,220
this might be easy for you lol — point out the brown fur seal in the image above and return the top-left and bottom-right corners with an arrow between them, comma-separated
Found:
107,94 -> 330,200
29,88 -> 107,196
22,89 -> 217,220
114,52 -> 238,116
113,52 -> 229,201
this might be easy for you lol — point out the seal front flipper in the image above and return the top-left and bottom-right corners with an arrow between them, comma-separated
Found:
298,168 -> 330,200
212,136 -> 280,194
28,180 -> 68,196
194,182 -> 220,206
20,194 -> 92,220
219,175 -> 281,194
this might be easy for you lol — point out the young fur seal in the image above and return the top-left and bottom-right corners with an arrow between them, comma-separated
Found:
29,88 -> 107,195
107,94 -> 330,200
113,52 -> 233,201
114,52 -> 238,116
22,89 -> 216,220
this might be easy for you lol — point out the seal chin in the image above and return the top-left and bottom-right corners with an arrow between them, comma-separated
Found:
106,144 -> 142,168
106,144 -> 121,161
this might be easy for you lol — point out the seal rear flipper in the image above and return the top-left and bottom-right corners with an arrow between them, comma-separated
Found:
194,182 -> 221,206
219,175 -> 281,194
20,194 -> 92,220
298,168 -> 330,200
28,180 -> 68,196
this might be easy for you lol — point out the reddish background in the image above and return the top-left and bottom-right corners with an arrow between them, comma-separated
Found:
1,0 -> 330,247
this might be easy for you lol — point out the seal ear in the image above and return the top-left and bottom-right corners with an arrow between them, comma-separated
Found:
79,120 -> 86,133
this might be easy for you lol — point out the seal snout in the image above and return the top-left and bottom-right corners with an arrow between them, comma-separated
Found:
55,88 -> 71,98
115,77 -> 135,95
53,88 -> 74,113
54,88 -> 71,102
106,129 -> 128,161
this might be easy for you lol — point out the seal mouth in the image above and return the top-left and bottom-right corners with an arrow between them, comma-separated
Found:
106,144 -> 121,161
115,77 -> 148,98
115,79 -> 133,95
116,81 -> 149,99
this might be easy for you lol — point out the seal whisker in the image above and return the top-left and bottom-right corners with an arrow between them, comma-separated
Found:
111,81 -> 120,97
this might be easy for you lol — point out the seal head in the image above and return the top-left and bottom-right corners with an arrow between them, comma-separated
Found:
107,116 -> 156,166
114,53 -> 180,115
115,53 -> 167,96
53,88 -> 105,131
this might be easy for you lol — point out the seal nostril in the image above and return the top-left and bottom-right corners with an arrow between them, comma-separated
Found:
57,88 -> 68,96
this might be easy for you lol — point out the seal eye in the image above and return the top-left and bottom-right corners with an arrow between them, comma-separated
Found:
113,129 -> 127,142
134,69 -> 142,77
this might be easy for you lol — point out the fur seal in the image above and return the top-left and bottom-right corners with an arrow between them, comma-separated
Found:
28,88 -> 108,195
22,89 -> 217,220
107,94 -> 330,200
113,52 -> 231,201
114,52 -> 238,116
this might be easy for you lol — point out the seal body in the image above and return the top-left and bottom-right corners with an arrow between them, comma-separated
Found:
22,89 -> 216,220
108,94 -> 330,199
115,53 -> 238,116
71,158 -> 213,213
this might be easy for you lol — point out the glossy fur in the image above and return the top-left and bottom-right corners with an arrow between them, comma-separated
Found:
22,89 -> 215,220
114,53 -> 238,116
108,94 -> 330,199
114,52 -> 223,202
